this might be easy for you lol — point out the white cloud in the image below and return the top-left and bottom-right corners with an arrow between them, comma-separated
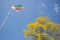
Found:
38,2 -> 45,8
54,4 -> 59,13
41,3 -> 45,7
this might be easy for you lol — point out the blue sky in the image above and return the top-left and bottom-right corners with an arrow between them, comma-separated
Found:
0,0 -> 60,40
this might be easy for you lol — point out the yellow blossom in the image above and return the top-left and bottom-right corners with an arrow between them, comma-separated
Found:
50,37 -> 54,40
27,23 -> 36,35
23,30 -> 29,38
28,23 -> 36,29
42,25 -> 48,30
28,23 -> 34,29
36,16 -> 49,23
36,33 -> 41,40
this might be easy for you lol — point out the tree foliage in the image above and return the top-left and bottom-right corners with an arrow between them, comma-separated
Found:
23,16 -> 60,40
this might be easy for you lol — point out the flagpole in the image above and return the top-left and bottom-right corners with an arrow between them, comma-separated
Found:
0,9 -> 11,31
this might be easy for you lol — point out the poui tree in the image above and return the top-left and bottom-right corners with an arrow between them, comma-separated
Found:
23,16 -> 60,40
